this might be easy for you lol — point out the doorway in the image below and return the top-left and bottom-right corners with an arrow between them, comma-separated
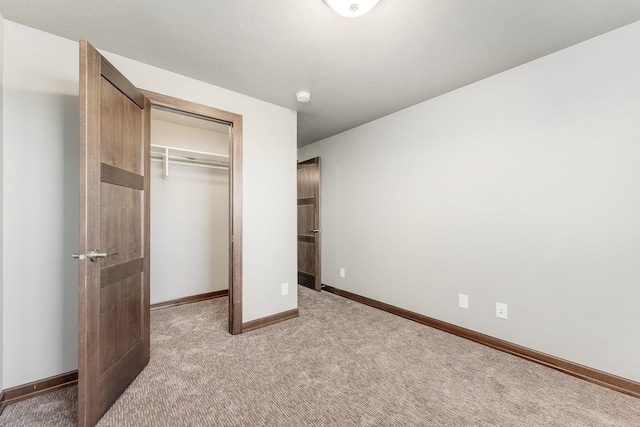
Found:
297,157 -> 321,291
149,108 -> 230,308
142,90 -> 243,334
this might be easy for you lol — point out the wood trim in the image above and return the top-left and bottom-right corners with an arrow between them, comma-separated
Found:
322,285 -> 640,399
230,116 -> 243,335
140,89 -> 244,336
151,290 -> 229,310
242,309 -> 299,333
297,158 -> 318,168
140,90 -> 243,125
3,371 -> 78,407
0,391 -> 5,415
142,94 -> 152,369
101,163 -> 144,190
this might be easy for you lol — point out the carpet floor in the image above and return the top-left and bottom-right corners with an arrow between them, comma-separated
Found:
1,286 -> 639,426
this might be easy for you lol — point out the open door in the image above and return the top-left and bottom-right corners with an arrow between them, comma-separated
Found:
77,40 -> 150,427
297,158 -> 321,291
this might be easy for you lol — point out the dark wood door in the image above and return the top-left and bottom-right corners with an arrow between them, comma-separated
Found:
78,40 -> 150,427
297,158 -> 321,291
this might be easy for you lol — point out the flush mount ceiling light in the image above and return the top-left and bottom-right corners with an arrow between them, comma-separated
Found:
323,0 -> 381,18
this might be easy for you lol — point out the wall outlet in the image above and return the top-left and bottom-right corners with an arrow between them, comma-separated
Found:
281,283 -> 289,296
458,294 -> 469,309
496,302 -> 508,319
339,268 -> 346,278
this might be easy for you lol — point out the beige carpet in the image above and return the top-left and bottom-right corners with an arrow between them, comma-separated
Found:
2,286 -> 639,426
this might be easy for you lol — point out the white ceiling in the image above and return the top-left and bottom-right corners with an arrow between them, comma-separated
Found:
2,0 -> 640,146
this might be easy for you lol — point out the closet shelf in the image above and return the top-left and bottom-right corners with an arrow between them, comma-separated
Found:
151,144 -> 229,177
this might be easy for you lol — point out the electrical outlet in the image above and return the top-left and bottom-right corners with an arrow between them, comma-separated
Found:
458,294 -> 469,309
340,268 -> 346,278
281,283 -> 289,296
496,302 -> 508,319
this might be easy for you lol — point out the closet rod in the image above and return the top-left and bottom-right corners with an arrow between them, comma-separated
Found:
150,153 -> 229,167
151,144 -> 229,160
150,157 -> 228,171
150,144 -> 229,177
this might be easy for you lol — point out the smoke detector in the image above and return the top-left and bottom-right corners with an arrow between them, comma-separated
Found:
296,91 -> 311,103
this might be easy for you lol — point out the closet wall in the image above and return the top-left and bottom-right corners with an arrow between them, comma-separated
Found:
150,111 -> 230,304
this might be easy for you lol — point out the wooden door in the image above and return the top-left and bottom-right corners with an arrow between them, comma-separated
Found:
78,40 -> 151,427
297,158 -> 321,291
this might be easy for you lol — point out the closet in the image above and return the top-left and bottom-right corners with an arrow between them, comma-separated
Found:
149,108 -> 230,305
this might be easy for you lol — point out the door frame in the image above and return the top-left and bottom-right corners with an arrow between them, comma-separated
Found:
141,90 -> 243,335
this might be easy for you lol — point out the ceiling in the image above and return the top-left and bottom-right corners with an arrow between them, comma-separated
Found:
2,1 -> 640,147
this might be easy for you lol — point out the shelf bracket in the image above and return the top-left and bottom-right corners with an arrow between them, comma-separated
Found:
164,146 -> 169,178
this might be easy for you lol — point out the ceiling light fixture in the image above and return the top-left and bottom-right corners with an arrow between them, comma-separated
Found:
323,0 -> 381,18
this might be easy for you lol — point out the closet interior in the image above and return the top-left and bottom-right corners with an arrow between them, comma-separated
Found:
150,108 -> 230,305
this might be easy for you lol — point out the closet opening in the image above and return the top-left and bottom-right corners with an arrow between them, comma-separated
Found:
142,90 -> 243,335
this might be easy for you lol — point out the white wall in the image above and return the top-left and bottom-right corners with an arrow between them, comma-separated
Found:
150,118 -> 229,304
2,21 -> 297,389
0,11 -> 4,392
3,20 -> 79,389
299,21 -> 640,383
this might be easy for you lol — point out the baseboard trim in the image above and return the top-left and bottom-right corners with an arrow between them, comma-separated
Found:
151,289 -> 229,310
242,308 -> 299,333
3,370 -> 78,408
323,284 -> 640,399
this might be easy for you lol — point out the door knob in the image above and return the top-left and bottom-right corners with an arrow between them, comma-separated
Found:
311,229 -> 322,233
72,250 -> 115,262
88,251 -> 108,262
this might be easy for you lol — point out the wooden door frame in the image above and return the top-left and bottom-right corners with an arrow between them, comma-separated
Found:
141,90 -> 243,335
